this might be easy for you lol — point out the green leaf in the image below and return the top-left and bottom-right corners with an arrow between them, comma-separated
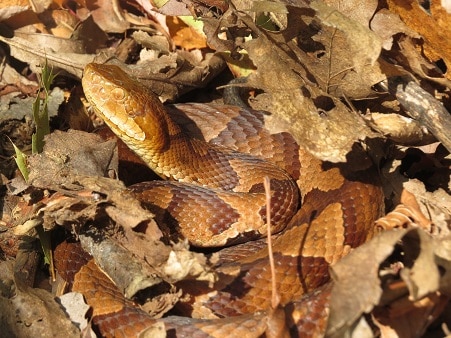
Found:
11,140 -> 29,181
36,224 -> 55,281
32,60 -> 54,154
41,59 -> 57,95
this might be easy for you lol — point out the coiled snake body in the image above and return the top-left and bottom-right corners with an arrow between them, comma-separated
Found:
75,63 -> 384,336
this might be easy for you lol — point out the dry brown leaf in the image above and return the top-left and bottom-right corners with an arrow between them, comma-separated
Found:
27,130 -> 117,187
375,202 -> 433,232
364,112 -> 434,145
84,0 -> 130,33
371,8 -> 420,50
327,228 -> 451,337
0,34 -> 95,78
285,0 -> 390,98
244,34 -> 377,162
325,0 -> 377,25
373,292 -> 449,338
381,152 -> 450,237
132,30 -> 171,55
326,229 -> 408,337
119,224 -> 217,286
0,260 -> 80,337
166,16 -> 207,50
140,286 -> 182,319
396,36 -> 451,87
159,0 -> 228,16
58,292 -> 94,336
1,86 -> 63,130
399,189 -> 435,228
42,9 -> 79,38
159,0 -> 192,16
110,53 -> 225,102
313,0 -> 381,73
71,15 -> 109,54
387,77 -> 451,152
403,179 -> 451,234
435,238 -> 451,296
78,233 -> 165,299
0,62 -> 34,90
400,231 -> 439,300
387,0 -> 451,80
70,209 -> 215,318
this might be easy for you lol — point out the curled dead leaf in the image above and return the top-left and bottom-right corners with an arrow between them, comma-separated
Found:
365,112 -> 434,145
327,228 -> 451,337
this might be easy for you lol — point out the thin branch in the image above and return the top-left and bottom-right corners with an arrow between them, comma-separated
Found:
388,76 -> 451,153
263,176 -> 280,309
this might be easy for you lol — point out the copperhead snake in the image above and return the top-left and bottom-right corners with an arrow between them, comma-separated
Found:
55,63 -> 385,337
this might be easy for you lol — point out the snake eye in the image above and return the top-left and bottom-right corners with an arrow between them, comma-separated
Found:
111,87 -> 125,101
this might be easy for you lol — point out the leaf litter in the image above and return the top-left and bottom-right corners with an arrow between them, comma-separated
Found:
0,0 -> 450,337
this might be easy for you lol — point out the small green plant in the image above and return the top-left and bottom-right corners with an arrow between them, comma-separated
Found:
32,59 -> 55,154
36,223 -> 54,280
12,142 -> 28,181
13,59 -> 56,277
13,59 -> 55,181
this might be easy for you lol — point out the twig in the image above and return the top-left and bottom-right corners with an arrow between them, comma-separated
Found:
387,76 -> 451,153
263,176 -> 280,309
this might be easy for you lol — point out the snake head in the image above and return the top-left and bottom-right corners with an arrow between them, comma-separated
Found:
82,63 -> 172,151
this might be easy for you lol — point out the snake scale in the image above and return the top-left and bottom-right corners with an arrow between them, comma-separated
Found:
55,63 -> 385,336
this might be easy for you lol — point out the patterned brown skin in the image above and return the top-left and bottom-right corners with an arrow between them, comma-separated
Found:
54,242 -> 330,337
82,64 -> 299,247
78,63 -> 385,336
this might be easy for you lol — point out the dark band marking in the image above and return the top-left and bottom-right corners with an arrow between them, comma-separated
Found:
206,253 -> 330,317
167,184 -> 240,236
251,179 -> 300,226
